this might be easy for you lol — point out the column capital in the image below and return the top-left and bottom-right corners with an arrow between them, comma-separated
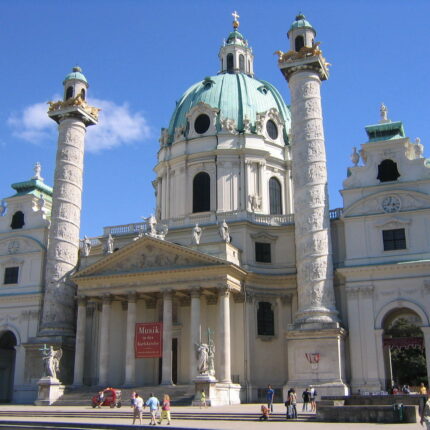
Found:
102,294 -> 112,305
190,287 -> 201,299
218,285 -> 231,297
163,289 -> 173,300
127,292 -> 137,303
280,293 -> 293,305
76,295 -> 87,306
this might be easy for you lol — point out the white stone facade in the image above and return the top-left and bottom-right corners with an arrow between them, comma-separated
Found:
2,15 -> 430,405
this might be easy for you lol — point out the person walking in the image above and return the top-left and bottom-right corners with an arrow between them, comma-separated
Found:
310,386 -> 317,412
146,392 -> 160,425
200,389 -> 207,408
289,388 -> 297,419
421,393 -> 430,429
266,385 -> 275,413
132,393 -> 144,426
302,388 -> 310,411
420,383 -> 428,395
158,394 -> 171,425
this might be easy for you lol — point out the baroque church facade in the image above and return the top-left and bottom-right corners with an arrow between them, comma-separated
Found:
1,13 -> 430,404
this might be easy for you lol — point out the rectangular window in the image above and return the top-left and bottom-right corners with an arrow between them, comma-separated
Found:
4,267 -> 19,284
383,228 -> 406,251
255,242 -> 271,263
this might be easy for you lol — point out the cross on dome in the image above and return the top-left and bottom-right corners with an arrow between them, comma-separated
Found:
232,10 -> 240,29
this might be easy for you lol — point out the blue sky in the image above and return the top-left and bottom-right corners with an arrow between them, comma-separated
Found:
1,0 -> 429,237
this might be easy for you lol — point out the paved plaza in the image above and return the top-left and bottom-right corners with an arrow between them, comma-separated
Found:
0,404 -> 423,429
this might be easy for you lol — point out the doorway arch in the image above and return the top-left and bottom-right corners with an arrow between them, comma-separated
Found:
381,307 -> 428,390
0,331 -> 17,402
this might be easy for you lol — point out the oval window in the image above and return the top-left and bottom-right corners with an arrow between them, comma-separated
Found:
266,120 -> 278,140
194,114 -> 210,134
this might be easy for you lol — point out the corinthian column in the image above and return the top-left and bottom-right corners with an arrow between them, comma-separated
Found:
99,295 -> 111,386
189,288 -> 201,381
72,296 -> 87,385
218,286 -> 231,383
161,290 -> 173,385
124,293 -> 137,386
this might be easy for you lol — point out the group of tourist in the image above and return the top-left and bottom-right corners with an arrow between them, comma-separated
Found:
131,392 -> 171,426
260,384 -> 317,420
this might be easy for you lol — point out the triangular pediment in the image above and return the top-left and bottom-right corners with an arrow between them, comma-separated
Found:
75,235 -> 227,279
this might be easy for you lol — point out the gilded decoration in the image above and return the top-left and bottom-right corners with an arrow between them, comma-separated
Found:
274,41 -> 330,69
48,94 -> 101,120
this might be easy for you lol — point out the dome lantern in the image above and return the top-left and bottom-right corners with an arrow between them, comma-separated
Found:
62,65 -> 89,102
218,11 -> 254,77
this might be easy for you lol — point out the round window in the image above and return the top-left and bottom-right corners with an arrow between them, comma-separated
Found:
266,120 -> 278,140
194,114 -> 210,134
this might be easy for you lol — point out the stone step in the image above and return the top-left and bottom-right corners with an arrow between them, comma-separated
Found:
55,385 -> 195,406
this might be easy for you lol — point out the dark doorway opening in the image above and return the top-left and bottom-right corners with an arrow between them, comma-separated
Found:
158,338 -> 178,385
0,331 -> 17,402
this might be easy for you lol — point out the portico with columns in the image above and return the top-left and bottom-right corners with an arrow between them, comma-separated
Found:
72,235 -> 247,390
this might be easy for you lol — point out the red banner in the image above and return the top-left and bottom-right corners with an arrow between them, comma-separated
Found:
135,322 -> 163,358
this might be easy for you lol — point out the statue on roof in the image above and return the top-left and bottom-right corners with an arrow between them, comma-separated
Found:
82,236 -> 91,257
192,223 -> 202,245
33,162 -> 43,181
219,219 -> 231,243
105,234 -> 114,254
380,103 -> 388,123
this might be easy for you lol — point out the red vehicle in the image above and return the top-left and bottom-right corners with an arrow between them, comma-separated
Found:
91,388 -> 122,408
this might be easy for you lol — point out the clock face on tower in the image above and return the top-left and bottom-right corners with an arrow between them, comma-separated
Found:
382,195 -> 401,213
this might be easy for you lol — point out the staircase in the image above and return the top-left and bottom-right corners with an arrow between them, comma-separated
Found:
53,384 -> 195,407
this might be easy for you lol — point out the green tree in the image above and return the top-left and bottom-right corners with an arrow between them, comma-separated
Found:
385,318 -> 428,387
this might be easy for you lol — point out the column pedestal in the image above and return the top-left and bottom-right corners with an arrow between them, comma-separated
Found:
192,375 -> 241,406
34,377 -> 65,406
284,323 -> 349,398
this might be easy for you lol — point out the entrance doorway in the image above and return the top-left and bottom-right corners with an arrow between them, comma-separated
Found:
0,331 -> 17,402
382,309 -> 428,389
158,338 -> 178,385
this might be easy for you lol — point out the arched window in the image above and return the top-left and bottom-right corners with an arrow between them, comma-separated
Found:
66,86 -> 74,100
80,88 -> 86,100
269,177 -> 282,215
10,211 -> 24,229
295,35 -> 304,52
239,54 -> 245,72
193,172 -> 210,213
257,302 -> 274,336
377,159 -> 400,182
227,54 -> 234,73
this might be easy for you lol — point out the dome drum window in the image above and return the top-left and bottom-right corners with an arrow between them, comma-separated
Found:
266,120 -> 278,140
194,114 -> 210,134
185,102 -> 220,140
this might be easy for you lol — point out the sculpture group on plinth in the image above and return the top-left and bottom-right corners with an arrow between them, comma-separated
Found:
195,328 -> 215,378
34,344 -> 65,406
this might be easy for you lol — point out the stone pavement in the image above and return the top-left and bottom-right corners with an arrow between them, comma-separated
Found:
0,404 -> 423,429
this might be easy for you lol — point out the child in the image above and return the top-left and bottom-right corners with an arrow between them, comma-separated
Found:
159,394 -> 171,425
200,389 -> 207,408
259,404 -> 270,420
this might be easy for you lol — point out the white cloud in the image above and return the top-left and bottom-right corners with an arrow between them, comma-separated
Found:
8,97 -> 151,153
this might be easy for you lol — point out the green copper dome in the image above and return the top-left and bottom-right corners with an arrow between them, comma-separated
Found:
167,73 -> 291,145
63,66 -> 88,85
289,13 -> 315,34
227,29 -> 245,44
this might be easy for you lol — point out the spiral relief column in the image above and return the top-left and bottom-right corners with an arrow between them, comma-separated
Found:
35,68 -> 99,384
277,15 -> 348,396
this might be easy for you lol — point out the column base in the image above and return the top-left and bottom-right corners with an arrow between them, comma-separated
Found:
34,377 -> 65,406
284,322 -> 349,398
192,376 -> 241,406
